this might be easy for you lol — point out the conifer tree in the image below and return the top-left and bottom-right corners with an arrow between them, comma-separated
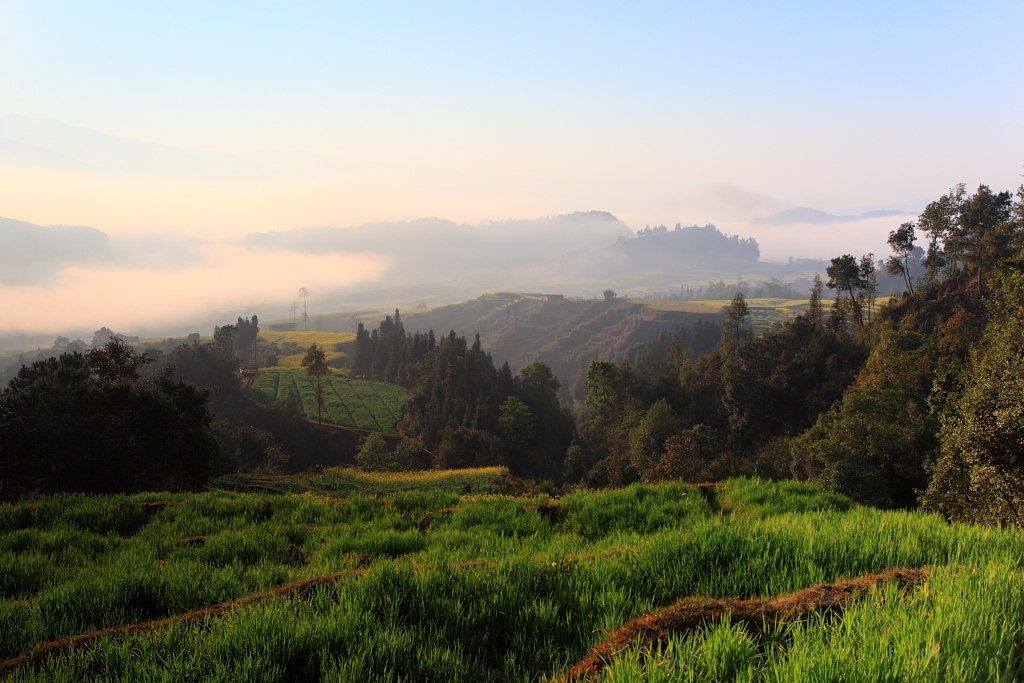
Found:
301,344 -> 330,423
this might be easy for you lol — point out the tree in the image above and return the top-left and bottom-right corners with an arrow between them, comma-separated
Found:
719,313 -> 867,455
301,344 -> 330,423
858,254 -> 877,326
603,289 -> 617,302
498,395 -> 534,473
583,360 -> 641,486
628,399 -> 679,476
165,341 -> 240,412
234,315 -> 259,367
946,185 -> 1014,294
356,432 -> 398,472
917,184 -> 965,283
922,257 -> 1024,525
435,427 -> 500,469
518,362 -> 561,412
791,324 -> 939,508
0,340 -> 216,498
826,255 -> 866,329
721,291 -> 750,344
213,323 -> 236,356
584,360 -> 628,418
806,274 -> 824,326
649,426 -> 716,483
886,222 -> 917,295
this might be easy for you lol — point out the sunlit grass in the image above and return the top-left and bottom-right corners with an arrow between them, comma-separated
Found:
5,478 -> 1024,681
208,466 -> 511,498
259,331 -> 356,347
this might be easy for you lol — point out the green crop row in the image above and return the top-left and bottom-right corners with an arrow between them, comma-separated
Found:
249,369 -> 408,431
4,479 -> 1024,681
601,562 -> 1024,682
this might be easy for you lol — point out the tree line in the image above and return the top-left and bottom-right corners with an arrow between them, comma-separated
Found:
568,182 -> 1024,526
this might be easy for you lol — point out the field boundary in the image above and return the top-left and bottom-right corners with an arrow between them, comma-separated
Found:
556,566 -> 930,682
0,567 -> 371,677
0,541 -> 645,676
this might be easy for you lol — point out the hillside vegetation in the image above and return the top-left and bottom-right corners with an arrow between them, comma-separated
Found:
363,294 -> 725,400
2,479 -> 1023,680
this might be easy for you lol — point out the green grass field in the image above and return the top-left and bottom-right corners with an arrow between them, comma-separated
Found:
3,477 -> 1024,681
259,331 -> 357,348
249,369 -> 408,432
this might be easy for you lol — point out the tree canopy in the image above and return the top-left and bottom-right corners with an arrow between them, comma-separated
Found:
0,340 -> 216,499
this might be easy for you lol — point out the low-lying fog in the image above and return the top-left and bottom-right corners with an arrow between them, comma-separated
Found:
0,207 -> 914,346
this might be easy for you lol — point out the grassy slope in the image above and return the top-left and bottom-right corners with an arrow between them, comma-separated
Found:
208,466 -> 512,497
3,478 -> 1022,681
259,330 -> 356,348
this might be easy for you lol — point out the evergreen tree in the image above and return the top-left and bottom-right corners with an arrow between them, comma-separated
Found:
301,344 -> 330,423
946,185 -> 1014,294
826,254 -> 867,329
886,222 -> 917,295
806,274 -> 824,326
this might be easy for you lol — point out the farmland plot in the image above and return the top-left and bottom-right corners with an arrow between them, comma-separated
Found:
249,369 -> 408,431
5,478 -> 1024,681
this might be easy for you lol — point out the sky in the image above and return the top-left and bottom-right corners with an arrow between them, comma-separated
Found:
1,1 -> 1023,338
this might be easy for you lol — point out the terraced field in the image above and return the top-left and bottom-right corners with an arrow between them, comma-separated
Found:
3,478 -> 1024,681
636,298 -> 813,334
249,368 -> 408,432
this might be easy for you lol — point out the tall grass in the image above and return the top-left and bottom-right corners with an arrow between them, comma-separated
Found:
601,563 -> 1024,682
5,478 -> 1024,680
717,476 -> 850,518
560,481 -> 710,539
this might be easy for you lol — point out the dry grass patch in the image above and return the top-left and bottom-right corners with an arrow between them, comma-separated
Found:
558,567 -> 930,682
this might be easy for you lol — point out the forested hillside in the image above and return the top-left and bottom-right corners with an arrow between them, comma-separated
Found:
393,293 -> 724,400
338,180 -> 1024,522
2,181 -> 1023,529
560,182 -> 1024,522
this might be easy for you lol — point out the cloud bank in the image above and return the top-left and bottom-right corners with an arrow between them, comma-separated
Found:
0,228 -> 389,335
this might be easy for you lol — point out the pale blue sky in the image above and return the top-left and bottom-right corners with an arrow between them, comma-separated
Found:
1,1 -> 1023,333
4,1 -> 1022,226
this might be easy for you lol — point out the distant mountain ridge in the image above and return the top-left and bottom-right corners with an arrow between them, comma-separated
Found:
751,206 -> 910,225
0,216 -> 110,286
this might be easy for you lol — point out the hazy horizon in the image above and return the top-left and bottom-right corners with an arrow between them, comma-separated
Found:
2,2 -> 1022,340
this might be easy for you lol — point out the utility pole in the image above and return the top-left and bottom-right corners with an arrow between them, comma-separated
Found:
299,288 -> 310,330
